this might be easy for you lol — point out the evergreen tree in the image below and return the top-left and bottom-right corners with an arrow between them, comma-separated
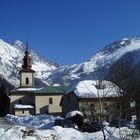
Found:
0,81 -> 10,116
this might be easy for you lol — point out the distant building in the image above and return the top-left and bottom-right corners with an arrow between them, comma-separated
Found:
10,46 -> 66,116
60,80 -> 124,121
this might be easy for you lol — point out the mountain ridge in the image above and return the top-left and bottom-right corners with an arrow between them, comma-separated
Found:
47,37 -> 140,87
0,37 -> 140,89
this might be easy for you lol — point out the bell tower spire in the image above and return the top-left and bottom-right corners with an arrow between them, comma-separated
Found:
19,43 -> 35,87
22,44 -> 32,69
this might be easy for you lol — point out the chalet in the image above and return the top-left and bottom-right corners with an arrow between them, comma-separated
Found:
60,80 -> 124,122
10,46 -> 66,116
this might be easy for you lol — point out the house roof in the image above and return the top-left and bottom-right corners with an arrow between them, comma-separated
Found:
67,80 -> 122,98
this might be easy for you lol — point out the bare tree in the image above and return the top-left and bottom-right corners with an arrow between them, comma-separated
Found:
108,54 -> 135,120
107,52 -> 140,138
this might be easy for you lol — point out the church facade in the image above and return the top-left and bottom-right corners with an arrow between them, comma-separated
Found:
10,46 -> 66,116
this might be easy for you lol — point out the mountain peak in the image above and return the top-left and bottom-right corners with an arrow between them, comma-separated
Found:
13,40 -> 26,51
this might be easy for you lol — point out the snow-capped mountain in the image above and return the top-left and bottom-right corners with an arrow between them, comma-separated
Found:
0,39 -> 58,87
47,37 -> 140,86
1,37 -> 140,88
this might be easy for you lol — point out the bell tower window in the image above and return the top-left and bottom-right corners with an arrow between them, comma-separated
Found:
26,77 -> 29,85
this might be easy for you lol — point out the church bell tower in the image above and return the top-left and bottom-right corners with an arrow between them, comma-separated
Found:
19,45 -> 35,87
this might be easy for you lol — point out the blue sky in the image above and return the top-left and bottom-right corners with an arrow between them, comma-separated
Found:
0,0 -> 140,65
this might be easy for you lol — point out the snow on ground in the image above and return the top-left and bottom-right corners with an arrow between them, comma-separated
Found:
0,125 -> 137,140
1,114 -> 139,140
5,114 -> 62,129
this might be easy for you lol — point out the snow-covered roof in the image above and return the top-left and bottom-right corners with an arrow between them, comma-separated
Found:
10,86 -> 66,95
69,80 -> 121,98
14,104 -> 34,109
17,88 -> 39,91
66,110 -> 84,118
10,87 -> 40,93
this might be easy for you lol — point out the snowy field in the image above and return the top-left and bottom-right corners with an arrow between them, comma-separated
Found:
0,114 -> 138,140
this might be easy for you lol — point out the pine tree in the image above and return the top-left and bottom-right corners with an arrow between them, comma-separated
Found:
0,81 -> 10,116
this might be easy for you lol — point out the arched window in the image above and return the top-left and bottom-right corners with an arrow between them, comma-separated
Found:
26,77 -> 29,85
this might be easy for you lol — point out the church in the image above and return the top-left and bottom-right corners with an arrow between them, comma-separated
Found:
10,46 -> 66,116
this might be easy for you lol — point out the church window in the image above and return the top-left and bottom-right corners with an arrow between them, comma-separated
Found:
26,77 -> 29,85
49,98 -> 53,104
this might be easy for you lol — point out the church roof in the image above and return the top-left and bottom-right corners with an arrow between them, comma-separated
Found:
10,86 -> 66,95
10,87 -> 39,93
34,86 -> 66,95
19,68 -> 35,73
